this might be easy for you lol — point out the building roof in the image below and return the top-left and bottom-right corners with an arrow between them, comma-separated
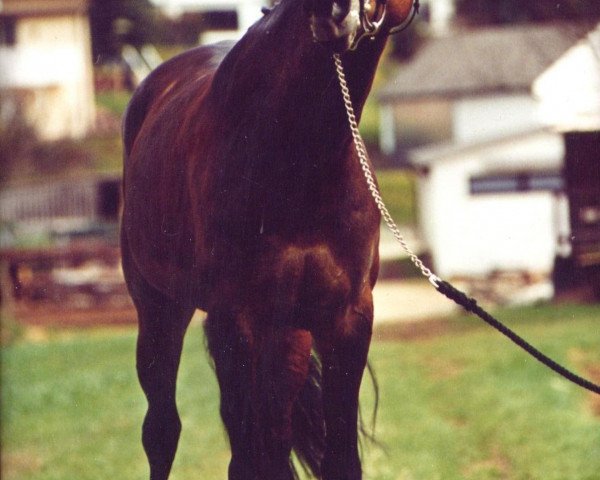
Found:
409,128 -> 563,169
0,0 -> 88,17
379,23 -> 590,101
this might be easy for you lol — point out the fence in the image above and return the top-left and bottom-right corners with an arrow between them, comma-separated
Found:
0,176 -> 121,228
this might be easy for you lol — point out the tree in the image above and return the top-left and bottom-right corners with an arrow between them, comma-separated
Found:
456,0 -> 600,25
89,0 -> 164,62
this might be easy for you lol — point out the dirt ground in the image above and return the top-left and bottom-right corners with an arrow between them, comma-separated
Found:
8,278 -> 454,324
373,278 -> 458,324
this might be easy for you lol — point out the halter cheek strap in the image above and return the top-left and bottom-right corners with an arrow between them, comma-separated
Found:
388,0 -> 420,34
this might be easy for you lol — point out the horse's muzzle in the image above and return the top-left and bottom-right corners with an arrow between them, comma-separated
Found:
310,16 -> 359,51
309,0 -> 360,52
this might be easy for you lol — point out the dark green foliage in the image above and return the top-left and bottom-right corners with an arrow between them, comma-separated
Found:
89,0 -> 164,61
0,113 -> 94,186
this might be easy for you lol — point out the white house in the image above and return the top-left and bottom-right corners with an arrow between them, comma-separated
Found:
0,0 -> 96,140
151,0 -> 267,44
378,24 -> 590,291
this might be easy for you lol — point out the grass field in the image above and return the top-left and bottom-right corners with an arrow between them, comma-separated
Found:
2,303 -> 599,479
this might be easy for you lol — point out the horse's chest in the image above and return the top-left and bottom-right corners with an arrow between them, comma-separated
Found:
248,239 -> 370,316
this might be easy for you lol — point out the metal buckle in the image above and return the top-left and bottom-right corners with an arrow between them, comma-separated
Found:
350,0 -> 388,50
362,0 -> 388,34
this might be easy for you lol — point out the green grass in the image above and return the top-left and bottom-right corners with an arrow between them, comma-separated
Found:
85,92 -> 131,174
3,305 -> 599,480
376,169 -> 417,225
84,134 -> 125,174
96,92 -> 132,117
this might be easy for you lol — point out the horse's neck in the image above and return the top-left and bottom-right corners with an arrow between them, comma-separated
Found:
211,1 -> 386,158
206,1 -> 387,226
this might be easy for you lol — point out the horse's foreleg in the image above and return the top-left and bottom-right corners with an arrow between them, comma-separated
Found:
315,302 -> 373,480
205,310 -> 257,480
206,311 -> 313,480
134,293 -> 194,480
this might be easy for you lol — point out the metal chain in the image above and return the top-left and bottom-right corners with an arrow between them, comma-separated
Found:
334,58 -> 600,397
333,53 -> 441,288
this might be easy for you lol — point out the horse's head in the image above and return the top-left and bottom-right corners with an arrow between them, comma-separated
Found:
305,0 -> 418,52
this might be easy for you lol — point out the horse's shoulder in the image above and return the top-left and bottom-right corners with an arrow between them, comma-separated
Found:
123,41 -> 234,156
133,41 -> 235,110
157,41 -> 236,80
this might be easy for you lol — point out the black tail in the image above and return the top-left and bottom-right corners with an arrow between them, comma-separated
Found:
358,361 -> 382,451
290,356 -> 380,479
291,354 -> 325,478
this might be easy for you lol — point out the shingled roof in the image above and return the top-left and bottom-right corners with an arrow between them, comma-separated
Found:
379,23 -> 590,101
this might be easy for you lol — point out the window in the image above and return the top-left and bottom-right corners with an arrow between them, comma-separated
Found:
0,17 -> 16,46
470,172 -> 564,195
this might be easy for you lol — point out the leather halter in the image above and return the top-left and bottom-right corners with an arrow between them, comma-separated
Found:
351,0 -> 420,50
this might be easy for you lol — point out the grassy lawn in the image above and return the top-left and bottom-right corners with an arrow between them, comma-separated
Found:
2,304 -> 599,480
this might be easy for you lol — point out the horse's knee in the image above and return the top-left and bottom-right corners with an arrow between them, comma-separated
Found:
341,304 -> 374,341
136,327 -> 186,397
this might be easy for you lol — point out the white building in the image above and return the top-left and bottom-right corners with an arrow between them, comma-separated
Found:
378,24 -> 590,289
0,0 -> 96,140
533,23 -> 600,132
411,129 -> 568,280
420,0 -> 456,37
151,0 -> 267,44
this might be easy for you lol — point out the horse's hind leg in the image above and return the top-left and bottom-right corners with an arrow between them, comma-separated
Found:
315,297 -> 374,480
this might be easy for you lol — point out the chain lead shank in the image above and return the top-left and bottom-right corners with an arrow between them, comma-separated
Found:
333,54 -> 440,288
333,54 -> 600,397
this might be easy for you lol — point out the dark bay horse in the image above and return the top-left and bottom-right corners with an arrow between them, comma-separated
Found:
121,1 -> 415,478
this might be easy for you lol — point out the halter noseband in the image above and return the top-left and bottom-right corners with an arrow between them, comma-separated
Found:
351,0 -> 420,50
